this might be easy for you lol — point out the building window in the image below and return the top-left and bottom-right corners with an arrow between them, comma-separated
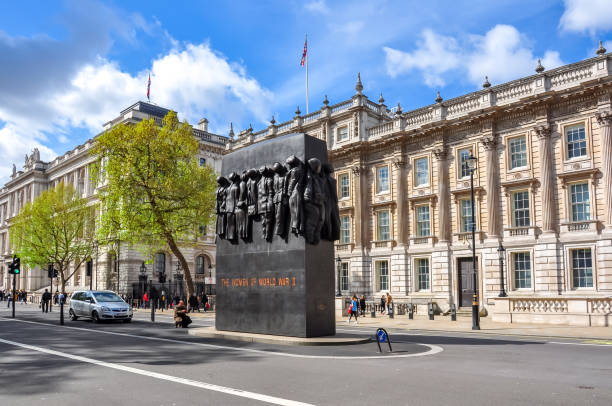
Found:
415,157 -> 429,186
155,253 -> 166,275
377,210 -> 390,241
199,158 -> 206,166
376,166 -> 389,193
570,183 -> 590,221
513,252 -> 531,289
340,216 -> 351,244
337,125 -> 349,142
459,148 -> 472,178
338,173 -> 350,199
340,262 -> 349,291
196,256 -> 205,274
416,258 -> 430,291
376,260 -> 389,291
566,124 -> 587,159
416,205 -> 430,237
571,248 -> 593,288
509,136 -> 527,169
460,199 -> 475,232
512,191 -> 530,227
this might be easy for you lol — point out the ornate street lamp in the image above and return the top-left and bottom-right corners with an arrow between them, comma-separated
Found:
335,255 -> 342,297
466,152 -> 480,330
206,263 -> 212,295
498,243 -> 508,297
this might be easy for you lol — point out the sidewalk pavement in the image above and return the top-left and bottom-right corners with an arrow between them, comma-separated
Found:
340,313 -> 612,341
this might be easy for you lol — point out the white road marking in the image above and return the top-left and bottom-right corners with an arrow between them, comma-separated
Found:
0,317 -> 443,359
548,341 -> 612,347
0,337 -> 313,406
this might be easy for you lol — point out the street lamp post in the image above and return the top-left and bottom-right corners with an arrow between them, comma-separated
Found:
466,153 -> 480,330
497,243 -> 508,297
335,256 -> 342,297
206,263 -> 212,296
141,262 -> 154,322
175,261 -> 183,300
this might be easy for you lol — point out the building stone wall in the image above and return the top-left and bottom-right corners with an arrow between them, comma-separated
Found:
0,101 -> 224,296
228,52 -> 612,325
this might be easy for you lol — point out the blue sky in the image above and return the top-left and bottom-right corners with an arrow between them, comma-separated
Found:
1,0 -> 611,183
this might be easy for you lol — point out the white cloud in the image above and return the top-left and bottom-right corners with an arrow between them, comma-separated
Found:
384,25 -> 563,88
560,0 -> 612,35
304,0 -> 330,14
383,29 -> 461,87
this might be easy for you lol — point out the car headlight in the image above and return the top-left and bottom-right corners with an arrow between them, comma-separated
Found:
102,306 -> 111,312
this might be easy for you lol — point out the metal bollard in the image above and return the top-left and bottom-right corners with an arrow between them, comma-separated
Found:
371,303 -> 376,318
388,303 -> 394,319
408,303 -> 414,320
428,302 -> 434,320
451,303 -> 457,321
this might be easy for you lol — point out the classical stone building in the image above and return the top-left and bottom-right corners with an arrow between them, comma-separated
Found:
228,49 -> 612,325
0,101 -> 225,297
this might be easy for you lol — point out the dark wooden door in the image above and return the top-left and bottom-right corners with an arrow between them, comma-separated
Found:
458,258 -> 477,307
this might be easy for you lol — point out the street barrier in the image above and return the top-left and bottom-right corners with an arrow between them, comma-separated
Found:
428,302 -> 435,320
375,328 -> 392,353
408,303 -> 414,320
451,303 -> 457,321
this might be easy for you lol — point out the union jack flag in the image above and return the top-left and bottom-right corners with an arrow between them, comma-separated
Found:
147,73 -> 151,101
300,36 -> 307,67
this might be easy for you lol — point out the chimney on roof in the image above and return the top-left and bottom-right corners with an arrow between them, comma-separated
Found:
198,118 -> 209,132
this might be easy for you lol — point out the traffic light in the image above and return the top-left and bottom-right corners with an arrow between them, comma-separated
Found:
159,273 -> 166,283
8,256 -> 20,275
48,264 -> 54,278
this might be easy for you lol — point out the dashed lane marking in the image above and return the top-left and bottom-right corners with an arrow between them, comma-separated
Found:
0,337 -> 314,406
0,317 -> 443,359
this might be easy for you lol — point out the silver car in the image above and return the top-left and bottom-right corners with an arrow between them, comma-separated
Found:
69,290 -> 133,323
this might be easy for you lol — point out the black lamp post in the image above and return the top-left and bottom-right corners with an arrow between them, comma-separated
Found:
498,243 -> 507,297
139,261 -> 147,300
175,261 -> 183,299
335,256 -> 342,297
466,152 -> 480,330
140,262 -> 154,322
207,263 -> 212,296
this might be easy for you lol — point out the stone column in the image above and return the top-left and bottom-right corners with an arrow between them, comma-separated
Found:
393,158 -> 407,246
535,125 -> 555,233
352,164 -> 365,249
596,111 -> 612,227
482,136 -> 501,237
434,147 -> 450,242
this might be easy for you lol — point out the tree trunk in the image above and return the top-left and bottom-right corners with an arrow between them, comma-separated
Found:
60,270 -> 66,294
165,234 -> 194,298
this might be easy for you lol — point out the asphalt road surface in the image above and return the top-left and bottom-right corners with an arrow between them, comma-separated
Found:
1,304 -> 611,405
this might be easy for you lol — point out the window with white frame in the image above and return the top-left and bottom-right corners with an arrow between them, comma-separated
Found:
415,157 -> 429,186
376,260 -> 389,291
512,252 -> 531,289
509,136 -> 527,169
416,258 -> 430,291
458,148 -> 472,178
512,191 -> 530,227
566,124 -> 587,159
377,210 -> 390,241
337,125 -> 349,142
340,215 -> 351,244
338,173 -> 350,199
570,183 -> 590,221
196,256 -> 205,274
460,199 -> 475,232
416,205 -> 431,237
376,166 -> 389,193
340,262 -> 349,291
571,248 -> 593,288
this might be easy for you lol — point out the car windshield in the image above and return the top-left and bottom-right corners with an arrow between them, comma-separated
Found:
93,292 -> 124,303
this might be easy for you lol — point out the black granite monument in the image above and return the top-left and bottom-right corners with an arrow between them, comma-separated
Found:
215,133 -> 338,337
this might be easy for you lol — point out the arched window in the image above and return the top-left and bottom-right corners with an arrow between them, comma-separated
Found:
155,253 -> 166,274
196,256 -> 205,274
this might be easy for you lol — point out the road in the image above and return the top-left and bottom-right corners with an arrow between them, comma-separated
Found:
1,304 -> 611,405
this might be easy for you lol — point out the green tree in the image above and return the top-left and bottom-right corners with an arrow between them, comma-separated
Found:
91,111 -> 217,298
10,182 -> 96,294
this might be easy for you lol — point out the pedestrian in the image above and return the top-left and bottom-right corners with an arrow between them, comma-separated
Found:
347,295 -> 359,325
41,289 -> 51,313
53,291 -> 59,305
6,291 -> 12,308
202,293 -> 209,312
188,293 -> 199,313
143,292 -> 149,309
173,300 -> 192,328
58,292 -> 65,306
359,295 -> 366,316
386,292 -> 393,315
22,290 -> 27,304
380,295 -> 386,315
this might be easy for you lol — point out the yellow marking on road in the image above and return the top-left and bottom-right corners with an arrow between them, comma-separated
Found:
582,340 -> 612,345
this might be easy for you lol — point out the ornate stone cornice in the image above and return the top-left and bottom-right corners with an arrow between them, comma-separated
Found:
596,111 -> 612,126
534,125 -> 552,139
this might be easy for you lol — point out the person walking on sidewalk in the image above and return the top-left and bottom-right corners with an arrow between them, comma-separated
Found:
347,295 -> 359,325
380,295 -> 386,315
188,293 -> 199,313
143,292 -> 149,309
202,293 -> 209,312
359,295 -> 366,316
41,289 -> 51,313
386,292 -> 393,315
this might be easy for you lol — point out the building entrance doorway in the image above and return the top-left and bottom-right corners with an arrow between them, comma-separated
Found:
457,258 -> 477,308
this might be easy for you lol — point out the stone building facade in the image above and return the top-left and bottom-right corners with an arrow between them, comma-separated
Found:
0,101 -> 225,297
229,51 -> 612,325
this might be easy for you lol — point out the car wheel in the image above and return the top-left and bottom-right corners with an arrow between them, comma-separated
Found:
69,309 -> 78,321
123,318 -> 132,323
92,311 -> 101,323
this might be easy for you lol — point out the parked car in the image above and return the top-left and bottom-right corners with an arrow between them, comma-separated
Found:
69,290 -> 133,323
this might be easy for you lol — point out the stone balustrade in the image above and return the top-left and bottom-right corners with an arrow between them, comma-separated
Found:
493,297 -> 612,326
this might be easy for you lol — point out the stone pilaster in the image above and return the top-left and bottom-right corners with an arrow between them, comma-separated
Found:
393,157 -> 407,246
482,136 -> 501,237
596,111 -> 612,227
351,163 -> 369,250
535,125 -> 555,233
433,147 -> 450,242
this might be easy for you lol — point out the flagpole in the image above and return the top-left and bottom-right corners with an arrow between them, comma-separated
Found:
305,34 -> 309,114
